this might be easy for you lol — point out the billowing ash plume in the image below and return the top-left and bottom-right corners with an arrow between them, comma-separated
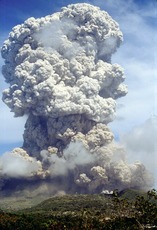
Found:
0,3 -> 153,195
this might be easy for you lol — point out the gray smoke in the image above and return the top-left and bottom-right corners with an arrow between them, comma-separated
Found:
0,3 -> 153,195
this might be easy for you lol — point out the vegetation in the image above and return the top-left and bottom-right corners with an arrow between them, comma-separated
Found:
0,189 -> 157,229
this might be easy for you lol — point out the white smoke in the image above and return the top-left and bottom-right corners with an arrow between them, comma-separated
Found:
0,3 -> 153,195
122,116 -> 157,186
40,141 -> 95,177
0,148 -> 42,178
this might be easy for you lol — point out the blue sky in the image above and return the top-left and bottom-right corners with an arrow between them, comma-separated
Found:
0,0 -> 157,172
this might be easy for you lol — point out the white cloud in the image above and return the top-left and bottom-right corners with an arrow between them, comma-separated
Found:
104,0 -> 157,135
121,117 -> 157,186
0,0 -> 156,191
99,0 -> 157,186
1,0 -> 157,154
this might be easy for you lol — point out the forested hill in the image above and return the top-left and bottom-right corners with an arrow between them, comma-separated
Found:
0,189 -> 157,229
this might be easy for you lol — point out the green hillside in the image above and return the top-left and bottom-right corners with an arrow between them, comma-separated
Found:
0,189 -> 156,229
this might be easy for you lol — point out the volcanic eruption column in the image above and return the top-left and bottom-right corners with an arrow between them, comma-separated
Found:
1,4 -> 153,193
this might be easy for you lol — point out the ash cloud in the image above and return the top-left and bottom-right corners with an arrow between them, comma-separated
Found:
0,3 -> 153,196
